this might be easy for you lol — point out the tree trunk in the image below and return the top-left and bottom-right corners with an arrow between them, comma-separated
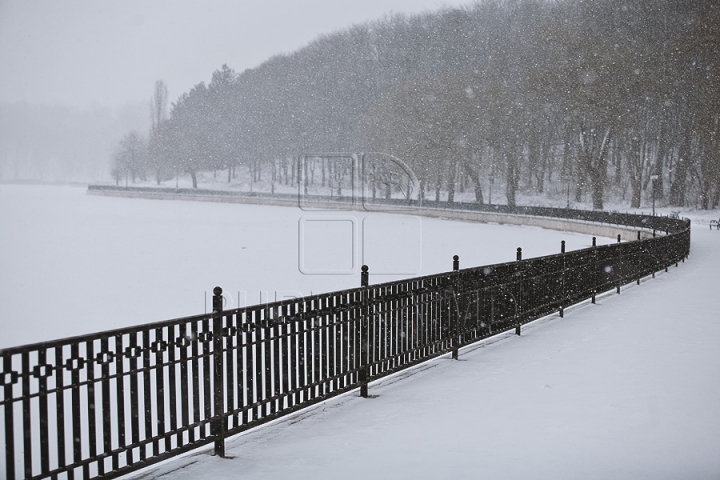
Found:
629,177 -> 641,208
669,134 -> 690,206
447,160 -> 457,204
505,150 -> 518,207
591,177 -> 604,210
699,155 -> 711,210
460,158 -> 484,204
579,124 -> 611,211
536,147 -> 546,194
435,171 -> 443,202
626,136 -> 643,209
527,136 -> 539,193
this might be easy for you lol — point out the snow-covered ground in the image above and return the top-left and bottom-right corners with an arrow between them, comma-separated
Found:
123,226 -> 719,480
1,184 -> 611,349
1,184 -> 717,479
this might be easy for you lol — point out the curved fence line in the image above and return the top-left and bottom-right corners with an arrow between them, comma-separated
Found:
1,191 -> 691,480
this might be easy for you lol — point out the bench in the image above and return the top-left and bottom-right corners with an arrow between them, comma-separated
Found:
669,211 -> 680,219
711,218 -> 720,230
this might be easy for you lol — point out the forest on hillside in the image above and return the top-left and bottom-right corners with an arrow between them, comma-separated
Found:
112,0 -> 720,210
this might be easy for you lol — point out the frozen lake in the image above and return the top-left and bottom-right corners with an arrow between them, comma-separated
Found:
0,184 -> 611,349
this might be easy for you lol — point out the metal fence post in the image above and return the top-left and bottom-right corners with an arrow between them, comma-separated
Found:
638,244 -> 643,285
211,286 -> 226,457
515,248 -> 522,336
616,235 -> 622,294
452,255 -> 459,360
592,237 -> 597,304
360,266 -> 370,398
560,240 -> 565,318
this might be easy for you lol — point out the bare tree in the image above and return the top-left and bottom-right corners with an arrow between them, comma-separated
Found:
112,131 -> 147,186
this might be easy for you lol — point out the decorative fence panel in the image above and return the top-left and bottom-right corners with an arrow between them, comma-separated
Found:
1,314 -> 220,480
1,206 -> 691,480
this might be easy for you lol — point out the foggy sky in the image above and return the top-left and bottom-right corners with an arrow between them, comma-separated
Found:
0,0 -> 473,109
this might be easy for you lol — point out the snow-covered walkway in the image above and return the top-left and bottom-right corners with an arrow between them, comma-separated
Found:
128,226 -> 720,480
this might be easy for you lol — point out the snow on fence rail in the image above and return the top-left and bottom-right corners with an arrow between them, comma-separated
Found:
0,197 -> 691,480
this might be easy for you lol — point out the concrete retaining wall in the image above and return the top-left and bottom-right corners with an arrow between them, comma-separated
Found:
87,187 -> 652,241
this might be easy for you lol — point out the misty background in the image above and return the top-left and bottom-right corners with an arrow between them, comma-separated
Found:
1,0 -> 718,210
0,0 -> 468,182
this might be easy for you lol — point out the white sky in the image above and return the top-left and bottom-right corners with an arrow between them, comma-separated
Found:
0,0 -> 473,109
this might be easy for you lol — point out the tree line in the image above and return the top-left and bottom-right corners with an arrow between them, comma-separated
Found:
112,0 -> 720,210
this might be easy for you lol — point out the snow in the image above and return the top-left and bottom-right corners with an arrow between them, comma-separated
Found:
124,227 -> 720,480
98,170 -> 720,229
0,184 -> 611,348
1,184 -> 718,478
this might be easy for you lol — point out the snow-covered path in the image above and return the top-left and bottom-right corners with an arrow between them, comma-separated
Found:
130,226 -> 720,480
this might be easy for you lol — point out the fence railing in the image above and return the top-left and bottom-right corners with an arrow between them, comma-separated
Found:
1,201 -> 691,480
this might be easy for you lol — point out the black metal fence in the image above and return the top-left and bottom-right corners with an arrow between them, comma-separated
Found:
1,204 -> 690,480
